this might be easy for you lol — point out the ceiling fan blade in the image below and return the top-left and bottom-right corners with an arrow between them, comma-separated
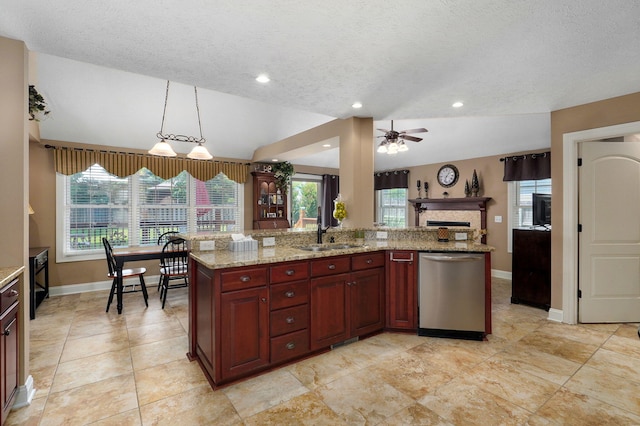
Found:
400,128 -> 429,134
376,128 -> 390,133
400,135 -> 423,142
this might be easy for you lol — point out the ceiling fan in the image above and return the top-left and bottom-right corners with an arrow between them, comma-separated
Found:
376,120 -> 428,154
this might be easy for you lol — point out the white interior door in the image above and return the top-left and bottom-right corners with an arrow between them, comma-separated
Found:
579,141 -> 640,322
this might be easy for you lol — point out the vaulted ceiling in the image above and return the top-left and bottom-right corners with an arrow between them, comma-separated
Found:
2,1 -> 639,170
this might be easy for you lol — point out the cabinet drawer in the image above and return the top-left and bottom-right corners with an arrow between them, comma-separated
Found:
270,329 -> 309,364
270,262 -> 309,284
310,256 -> 350,277
270,304 -> 309,337
351,251 -> 385,271
0,278 -> 19,315
270,281 -> 309,310
220,267 -> 268,292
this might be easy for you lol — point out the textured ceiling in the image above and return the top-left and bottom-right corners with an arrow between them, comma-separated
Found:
2,1 -> 640,170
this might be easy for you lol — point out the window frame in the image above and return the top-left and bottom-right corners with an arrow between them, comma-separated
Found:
56,167 -> 243,262
375,188 -> 408,228
507,178 -> 551,252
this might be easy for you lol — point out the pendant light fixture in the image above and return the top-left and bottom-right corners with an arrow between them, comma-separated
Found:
149,81 -> 213,160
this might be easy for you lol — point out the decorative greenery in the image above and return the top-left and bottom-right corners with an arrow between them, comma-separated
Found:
29,85 -> 50,121
272,161 -> 294,192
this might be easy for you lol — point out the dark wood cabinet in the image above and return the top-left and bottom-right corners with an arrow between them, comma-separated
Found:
310,252 -> 385,350
310,273 -> 349,350
512,229 -> 551,311
386,250 -> 418,330
0,278 -> 19,425
350,268 -> 385,336
252,171 -> 290,229
220,286 -> 269,379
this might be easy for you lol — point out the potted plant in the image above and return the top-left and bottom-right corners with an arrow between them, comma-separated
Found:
29,85 -> 50,121
272,161 -> 294,193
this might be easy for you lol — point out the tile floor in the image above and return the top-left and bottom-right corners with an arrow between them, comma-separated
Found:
7,278 -> 640,425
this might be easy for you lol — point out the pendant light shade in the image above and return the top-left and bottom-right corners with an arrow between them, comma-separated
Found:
149,140 -> 178,157
150,81 -> 212,160
187,143 -> 213,160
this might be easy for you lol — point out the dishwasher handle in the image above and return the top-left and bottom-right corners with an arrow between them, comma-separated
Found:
420,254 -> 483,263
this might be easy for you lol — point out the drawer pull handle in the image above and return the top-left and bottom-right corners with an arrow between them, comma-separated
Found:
286,342 -> 296,350
240,275 -> 251,282
261,297 -> 267,303
286,316 -> 295,324
328,264 -> 336,270
285,291 -> 295,298
285,269 -> 295,276
3,318 -> 16,336
366,259 -> 373,264
8,290 -> 18,297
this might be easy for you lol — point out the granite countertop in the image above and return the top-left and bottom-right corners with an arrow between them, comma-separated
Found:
190,239 -> 492,270
0,266 -> 25,288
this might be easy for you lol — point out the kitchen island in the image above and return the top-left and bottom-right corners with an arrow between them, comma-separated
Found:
184,227 -> 493,388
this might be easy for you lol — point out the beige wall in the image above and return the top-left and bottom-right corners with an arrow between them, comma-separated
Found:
0,35 -> 30,392
407,153 -> 513,272
550,91 -> 640,310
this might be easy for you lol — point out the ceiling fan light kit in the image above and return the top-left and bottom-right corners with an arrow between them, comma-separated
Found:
376,120 -> 428,155
149,80 -> 213,160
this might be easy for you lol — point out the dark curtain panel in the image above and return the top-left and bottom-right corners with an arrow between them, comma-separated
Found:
502,151 -> 551,181
374,169 -> 409,190
321,174 -> 340,227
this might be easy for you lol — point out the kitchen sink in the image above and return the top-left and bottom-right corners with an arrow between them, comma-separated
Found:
296,243 -> 364,252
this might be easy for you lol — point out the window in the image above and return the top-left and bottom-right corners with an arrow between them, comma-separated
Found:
57,165 -> 243,261
507,178 -> 551,251
290,174 -> 321,229
376,188 -> 408,228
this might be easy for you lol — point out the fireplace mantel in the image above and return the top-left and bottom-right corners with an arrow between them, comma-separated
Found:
408,197 -> 492,244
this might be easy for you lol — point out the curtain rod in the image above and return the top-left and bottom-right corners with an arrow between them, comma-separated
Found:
44,144 -> 251,165
499,151 -> 550,162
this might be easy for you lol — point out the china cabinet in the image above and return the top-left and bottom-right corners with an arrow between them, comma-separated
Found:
252,171 -> 290,229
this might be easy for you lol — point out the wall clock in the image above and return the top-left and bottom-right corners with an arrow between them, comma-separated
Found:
437,164 -> 459,188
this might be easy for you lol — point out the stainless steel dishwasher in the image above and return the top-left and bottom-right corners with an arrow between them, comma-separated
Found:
418,252 -> 486,341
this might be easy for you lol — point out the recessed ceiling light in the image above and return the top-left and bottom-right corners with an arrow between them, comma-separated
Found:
322,144 -> 331,148
352,102 -> 363,109
452,101 -> 464,108
256,74 -> 270,83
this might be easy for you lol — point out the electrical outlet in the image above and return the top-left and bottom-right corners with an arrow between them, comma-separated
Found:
263,237 -> 275,247
455,232 -> 467,241
376,231 -> 388,239
494,215 -> 503,223
200,240 -> 215,251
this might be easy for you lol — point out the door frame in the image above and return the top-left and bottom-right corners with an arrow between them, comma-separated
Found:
562,120 -> 640,324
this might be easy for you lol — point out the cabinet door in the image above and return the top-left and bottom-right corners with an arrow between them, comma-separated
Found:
350,268 -> 385,337
1,304 -> 18,424
310,273 -> 349,350
220,287 -> 269,380
386,251 -> 417,330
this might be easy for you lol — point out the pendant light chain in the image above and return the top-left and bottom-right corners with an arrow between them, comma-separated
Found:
194,87 -> 205,142
159,80 -> 170,136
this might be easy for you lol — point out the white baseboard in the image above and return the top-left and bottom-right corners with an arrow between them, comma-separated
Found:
491,269 -> 512,280
547,308 -> 563,323
49,275 -> 161,297
12,375 -> 35,409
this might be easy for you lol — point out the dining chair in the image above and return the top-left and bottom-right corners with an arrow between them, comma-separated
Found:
159,237 -> 189,309
102,237 -> 149,312
156,230 -> 180,291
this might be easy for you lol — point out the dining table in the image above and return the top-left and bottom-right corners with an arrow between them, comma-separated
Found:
112,245 -> 171,314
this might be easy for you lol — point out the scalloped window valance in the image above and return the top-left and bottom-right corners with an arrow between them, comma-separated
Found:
50,145 -> 250,183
